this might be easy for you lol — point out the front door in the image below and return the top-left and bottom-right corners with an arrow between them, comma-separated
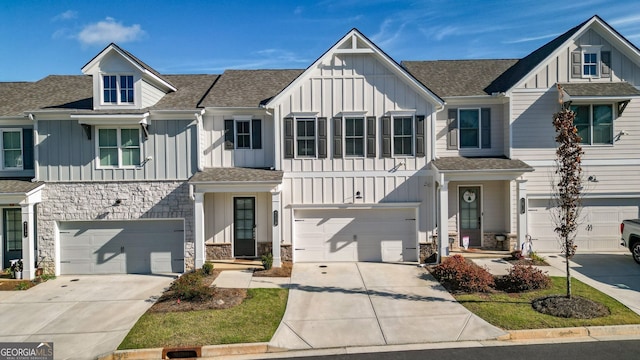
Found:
234,197 -> 256,257
459,187 -> 482,248
3,208 -> 22,269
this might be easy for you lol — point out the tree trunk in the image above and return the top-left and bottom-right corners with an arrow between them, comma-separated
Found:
565,240 -> 572,299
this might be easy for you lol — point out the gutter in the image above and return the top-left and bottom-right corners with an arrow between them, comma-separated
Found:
194,109 -> 205,172
29,113 -> 39,182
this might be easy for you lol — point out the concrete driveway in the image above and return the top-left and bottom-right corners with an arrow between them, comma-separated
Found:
543,252 -> 640,315
269,262 -> 505,350
0,274 -> 174,360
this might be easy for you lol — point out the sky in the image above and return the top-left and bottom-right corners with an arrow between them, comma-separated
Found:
1,0 -> 640,82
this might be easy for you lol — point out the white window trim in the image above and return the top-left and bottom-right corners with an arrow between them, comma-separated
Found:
391,115 -> 415,157
343,116 -> 366,157
571,103 -> 615,146
458,108 -> 482,149
95,126 -> 143,168
294,117 -> 318,158
0,128 -> 23,171
580,45 -> 603,79
100,73 -> 136,105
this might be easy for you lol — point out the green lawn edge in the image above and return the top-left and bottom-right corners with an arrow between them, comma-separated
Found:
118,288 -> 288,350
454,276 -> 640,330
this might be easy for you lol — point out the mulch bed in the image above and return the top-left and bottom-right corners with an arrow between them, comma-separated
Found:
253,261 -> 292,277
532,295 -> 610,318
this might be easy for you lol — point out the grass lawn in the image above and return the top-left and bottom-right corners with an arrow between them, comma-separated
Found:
454,277 -> 640,330
118,288 -> 288,349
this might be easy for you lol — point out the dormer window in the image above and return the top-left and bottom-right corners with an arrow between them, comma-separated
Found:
102,75 -> 134,104
583,53 -> 598,76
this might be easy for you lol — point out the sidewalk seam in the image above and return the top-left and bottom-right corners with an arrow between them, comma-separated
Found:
355,263 -> 388,345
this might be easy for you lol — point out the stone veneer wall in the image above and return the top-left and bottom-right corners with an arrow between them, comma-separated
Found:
37,181 -> 194,273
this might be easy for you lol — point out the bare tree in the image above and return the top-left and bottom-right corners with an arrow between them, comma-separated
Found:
551,105 -> 584,299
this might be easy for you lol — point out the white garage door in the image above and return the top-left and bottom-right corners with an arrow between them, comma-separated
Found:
294,208 -> 417,262
59,220 -> 184,274
528,198 -> 638,252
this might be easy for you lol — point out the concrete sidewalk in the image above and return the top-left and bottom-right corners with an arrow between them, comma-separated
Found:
269,263 -> 506,350
212,270 -> 291,289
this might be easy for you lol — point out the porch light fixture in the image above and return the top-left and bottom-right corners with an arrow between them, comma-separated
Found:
355,191 -> 362,199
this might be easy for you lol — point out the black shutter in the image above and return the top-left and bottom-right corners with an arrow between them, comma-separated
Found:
317,117 -> 327,158
224,119 -> 234,150
415,115 -> 425,157
447,109 -> 458,150
22,129 -> 34,170
333,117 -> 342,158
251,119 -> 262,149
481,108 -> 491,149
571,51 -> 581,78
366,116 -> 376,158
284,117 -> 294,159
381,116 -> 391,158
601,51 -> 611,78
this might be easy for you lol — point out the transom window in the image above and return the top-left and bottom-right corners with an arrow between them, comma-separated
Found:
97,128 -> 141,167
459,109 -> 480,148
296,118 -> 316,157
345,117 -> 364,156
1,130 -> 22,169
571,104 -> 613,145
236,120 -> 251,149
103,75 -> 135,104
393,116 -> 413,156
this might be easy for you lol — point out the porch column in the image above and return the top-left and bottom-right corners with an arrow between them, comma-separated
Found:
516,179 -> 528,251
21,204 -> 36,280
271,186 -> 282,268
194,192 -> 205,270
438,179 -> 449,262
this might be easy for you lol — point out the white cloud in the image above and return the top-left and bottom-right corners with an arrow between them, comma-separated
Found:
77,17 -> 145,45
52,10 -> 77,21
503,32 -> 559,44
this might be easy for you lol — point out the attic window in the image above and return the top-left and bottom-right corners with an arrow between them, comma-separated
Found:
103,75 -> 134,104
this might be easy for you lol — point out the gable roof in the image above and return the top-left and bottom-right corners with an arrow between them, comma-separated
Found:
81,43 -> 177,92
403,60 -> 518,97
201,70 -> 303,108
266,28 -> 443,108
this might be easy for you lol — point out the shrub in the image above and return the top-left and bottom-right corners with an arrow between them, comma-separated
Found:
510,250 -> 523,260
170,271 -> 213,301
261,253 -> 273,270
430,255 -> 494,293
497,264 -> 551,292
202,261 -> 214,275
529,252 -> 546,263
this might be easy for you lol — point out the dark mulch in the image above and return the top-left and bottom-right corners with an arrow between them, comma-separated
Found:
0,279 -> 36,291
253,261 -> 292,277
148,270 -> 246,313
532,295 -> 610,319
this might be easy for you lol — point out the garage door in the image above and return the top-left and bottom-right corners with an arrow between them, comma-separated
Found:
294,208 -> 417,262
528,198 -> 638,252
59,220 -> 184,274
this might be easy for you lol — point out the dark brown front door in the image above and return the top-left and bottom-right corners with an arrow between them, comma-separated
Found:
459,187 -> 482,247
234,197 -> 256,257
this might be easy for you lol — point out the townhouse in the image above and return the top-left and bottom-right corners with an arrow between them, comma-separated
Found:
1,15 -> 639,279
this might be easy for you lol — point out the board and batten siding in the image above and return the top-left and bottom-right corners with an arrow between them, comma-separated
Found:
519,29 -> 640,89
280,172 -> 433,245
275,53 -> 436,173
434,103 -> 508,158
201,112 -> 275,169
38,119 -> 197,181
204,192 -> 272,245
445,181 -> 511,235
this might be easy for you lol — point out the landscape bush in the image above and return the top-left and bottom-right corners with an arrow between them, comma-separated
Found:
430,255 -> 495,293
170,270 -> 214,301
497,264 -> 551,292
202,261 -> 214,275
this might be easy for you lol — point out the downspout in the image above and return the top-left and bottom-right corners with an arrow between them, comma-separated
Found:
194,109 -> 205,172
29,113 -> 39,181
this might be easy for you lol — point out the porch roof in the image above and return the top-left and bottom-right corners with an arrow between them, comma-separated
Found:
189,167 -> 284,183
431,157 -> 533,172
0,180 -> 44,194
558,82 -> 640,99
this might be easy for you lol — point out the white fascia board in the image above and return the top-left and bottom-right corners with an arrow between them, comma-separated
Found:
443,95 -> 510,105
72,112 -> 150,125
289,202 -> 421,210
193,183 -> 281,193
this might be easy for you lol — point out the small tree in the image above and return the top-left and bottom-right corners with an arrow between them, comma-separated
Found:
551,106 -> 583,299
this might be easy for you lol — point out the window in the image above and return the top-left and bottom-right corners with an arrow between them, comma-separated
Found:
459,109 -> 480,148
98,128 -> 141,167
236,120 -> 251,149
4,209 -> 21,252
296,118 -> 316,157
102,75 -> 134,104
393,116 -> 413,156
345,117 -> 364,156
2,130 -> 22,169
570,104 -> 613,145
583,53 -> 598,76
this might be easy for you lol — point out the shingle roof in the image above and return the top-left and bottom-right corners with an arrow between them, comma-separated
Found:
403,60 -> 518,97
201,69 -> 303,107
153,74 -> 218,110
0,180 -> 44,194
432,157 -> 533,172
189,167 -> 284,183
559,82 -> 640,97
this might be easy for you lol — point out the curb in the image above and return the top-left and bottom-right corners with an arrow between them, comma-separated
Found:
97,343 -> 287,360
498,324 -> 640,341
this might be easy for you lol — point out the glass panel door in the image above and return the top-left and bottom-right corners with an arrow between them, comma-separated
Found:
459,187 -> 482,247
3,208 -> 22,269
234,197 -> 256,257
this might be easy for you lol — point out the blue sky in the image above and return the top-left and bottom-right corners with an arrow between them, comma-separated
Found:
1,0 -> 640,81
